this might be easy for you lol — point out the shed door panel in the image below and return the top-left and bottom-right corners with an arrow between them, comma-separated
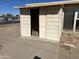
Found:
20,9 -> 31,36
46,7 -> 61,41
39,8 -> 47,38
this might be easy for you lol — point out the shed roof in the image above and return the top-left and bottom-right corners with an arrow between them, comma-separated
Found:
15,1 -> 79,8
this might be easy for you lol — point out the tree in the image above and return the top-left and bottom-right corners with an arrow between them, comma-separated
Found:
1,13 -> 20,21
16,15 -> 20,20
2,13 -> 13,21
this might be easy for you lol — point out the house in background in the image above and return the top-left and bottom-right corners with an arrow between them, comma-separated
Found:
0,14 -> 20,24
0,16 -> 5,22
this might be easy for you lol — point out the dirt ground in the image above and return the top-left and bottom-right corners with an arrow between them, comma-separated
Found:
0,23 -> 79,59
0,23 -> 58,59
59,32 -> 79,59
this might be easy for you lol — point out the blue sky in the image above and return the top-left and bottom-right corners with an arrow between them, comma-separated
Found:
0,0 -> 62,15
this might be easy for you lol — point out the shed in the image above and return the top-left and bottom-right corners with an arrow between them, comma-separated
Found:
15,1 -> 79,59
15,1 -> 79,41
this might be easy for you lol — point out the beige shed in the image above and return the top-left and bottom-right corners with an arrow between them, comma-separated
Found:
15,1 -> 79,41
15,1 -> 79,59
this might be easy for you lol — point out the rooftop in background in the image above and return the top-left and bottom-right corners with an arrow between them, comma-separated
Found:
15,1 -> 79,9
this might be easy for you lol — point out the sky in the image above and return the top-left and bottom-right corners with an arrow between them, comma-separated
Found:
0,0 -> 62,15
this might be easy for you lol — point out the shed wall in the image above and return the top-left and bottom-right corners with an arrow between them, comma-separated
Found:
46,6 -> 63,41
39,8 -> 47,38
63,7 -> 79,30
20,6 -> 63,41
20,9 -> 31,36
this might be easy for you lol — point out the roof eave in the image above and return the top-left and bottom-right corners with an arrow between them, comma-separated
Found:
15,1 -> 79,9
